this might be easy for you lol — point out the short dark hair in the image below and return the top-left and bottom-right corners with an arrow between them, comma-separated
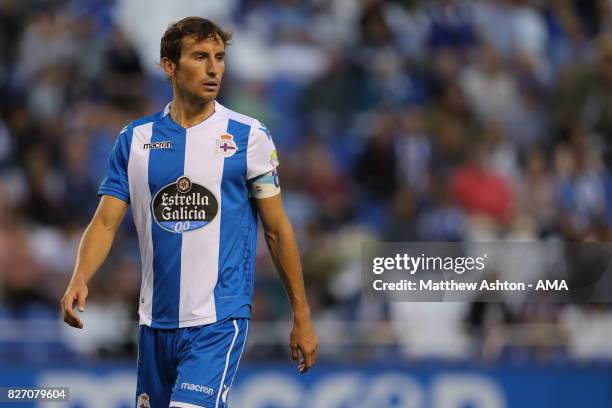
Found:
160,17 -> 232,65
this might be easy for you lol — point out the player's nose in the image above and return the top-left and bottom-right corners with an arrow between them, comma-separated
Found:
206,59 -> 219,77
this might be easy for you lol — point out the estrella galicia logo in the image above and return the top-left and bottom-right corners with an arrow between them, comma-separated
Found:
151,176 -> 218,233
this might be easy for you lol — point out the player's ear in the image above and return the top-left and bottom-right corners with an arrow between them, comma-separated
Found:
160,57 -> 177,79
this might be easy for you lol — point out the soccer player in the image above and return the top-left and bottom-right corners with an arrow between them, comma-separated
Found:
60,17 -> 317,408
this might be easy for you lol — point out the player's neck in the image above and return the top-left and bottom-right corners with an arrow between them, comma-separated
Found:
169,97 -> 216,129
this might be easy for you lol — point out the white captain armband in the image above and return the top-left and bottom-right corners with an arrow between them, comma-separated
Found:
248,169 -> 281,199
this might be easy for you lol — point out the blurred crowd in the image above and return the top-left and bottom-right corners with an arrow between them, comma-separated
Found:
2,0 -> 612,364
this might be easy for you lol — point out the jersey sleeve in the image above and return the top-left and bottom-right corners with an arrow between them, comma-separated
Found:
246,120 -> 279,180
98,127 -> 131,203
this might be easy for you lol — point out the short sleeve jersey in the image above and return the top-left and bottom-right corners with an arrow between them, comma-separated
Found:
99,100 -> 279,328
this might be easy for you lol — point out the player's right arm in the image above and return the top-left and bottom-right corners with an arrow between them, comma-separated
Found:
60,195 -> 128,329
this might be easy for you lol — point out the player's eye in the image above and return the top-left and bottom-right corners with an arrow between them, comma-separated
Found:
216,54 -> 225,61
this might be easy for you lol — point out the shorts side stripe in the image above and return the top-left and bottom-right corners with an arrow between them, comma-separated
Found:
226,320 -> 249,400
215,319 -> 239,408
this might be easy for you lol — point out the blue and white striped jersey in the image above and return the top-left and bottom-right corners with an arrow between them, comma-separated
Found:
98,100 -> 279,329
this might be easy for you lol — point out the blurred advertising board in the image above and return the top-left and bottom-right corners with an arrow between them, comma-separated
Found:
0,362 -> 609,407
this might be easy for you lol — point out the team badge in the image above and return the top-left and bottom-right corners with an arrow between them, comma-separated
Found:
216,134 -> 238,157
137,393 -> 151,408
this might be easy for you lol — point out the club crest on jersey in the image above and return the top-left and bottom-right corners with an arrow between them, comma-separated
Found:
216,133 -> 238,157
137,393 -> 151,408
151,176 -> 219,233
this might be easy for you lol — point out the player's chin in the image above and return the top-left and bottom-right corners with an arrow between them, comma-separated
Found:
198,89 -> 219,101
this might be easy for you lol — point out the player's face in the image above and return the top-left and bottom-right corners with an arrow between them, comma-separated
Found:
174,35 -> 225,102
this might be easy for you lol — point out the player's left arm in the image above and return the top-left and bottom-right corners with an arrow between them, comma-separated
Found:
252,174 -> 318,373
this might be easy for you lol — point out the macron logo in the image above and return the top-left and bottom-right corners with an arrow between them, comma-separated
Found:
180,382 -> 214,396
143,141 -> 173,150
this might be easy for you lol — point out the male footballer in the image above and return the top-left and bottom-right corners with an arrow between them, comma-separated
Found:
60,17 -> 317,408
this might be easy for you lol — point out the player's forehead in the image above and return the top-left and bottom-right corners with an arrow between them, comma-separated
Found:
180,34 -> 225,55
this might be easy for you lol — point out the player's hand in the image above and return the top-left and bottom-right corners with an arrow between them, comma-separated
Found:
290,316 -> 318,373
60,277 -> 88,329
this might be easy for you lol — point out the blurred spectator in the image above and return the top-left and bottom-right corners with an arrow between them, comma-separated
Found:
460,44 -> 520,124
354,114 -> 398,201
425,0 -> 477,51
553,35 -> 612,167
451,142 -> 514,224
517,148 -> 555,235
394,107 -> 432,193
417,176 -> 466,241
554,126 -> 609,240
